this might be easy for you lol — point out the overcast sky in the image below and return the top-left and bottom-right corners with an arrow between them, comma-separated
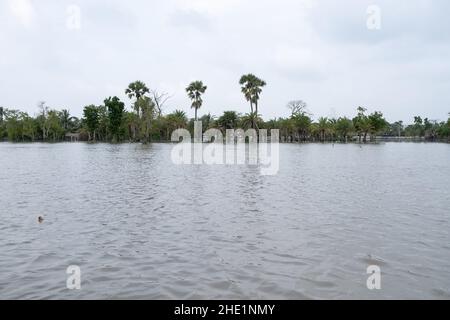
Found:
1,0 -> 449,123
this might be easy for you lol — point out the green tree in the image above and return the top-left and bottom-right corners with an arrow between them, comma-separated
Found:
167,110 -> 188,128
199,113 -> 216,131
335,117 -> 354,142
391,121 -> 404,138
22,113 -> 38,141
353,107 -> 371,143
83,105 -> 100,141
423,118 -> 439,140
368,111 -> 388,141
165,110 -> 188,140
240,75 -> 254,113
186,81 -> 207,121
413,116 -> 424,137
240,112 -> 262,131
59,109 -> 80,133
0,107 -> 4,140
126,112 -> 140,141
292,112 -> 312,142
38,101 -> 50,140
125,81 -> 150,117
217,111 -> 239,130
97,105 -> 109,141
68,117 -> 81,133
47,110 -> 64,141
317,117 -> 330,142
59,109 -> 71,132
105,96 -> 125,142
137,96 -> 156,143
4,109 -> 22,141
436,115 -> 450,141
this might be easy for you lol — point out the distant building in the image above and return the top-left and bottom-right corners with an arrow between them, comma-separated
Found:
65,133 -> 80,142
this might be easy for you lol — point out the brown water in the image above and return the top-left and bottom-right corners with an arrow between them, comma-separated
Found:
0,142 -> 449,299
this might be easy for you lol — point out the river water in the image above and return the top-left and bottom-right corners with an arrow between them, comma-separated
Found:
0,142 -> 449,299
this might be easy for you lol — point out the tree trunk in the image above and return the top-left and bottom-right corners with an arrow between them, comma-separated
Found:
133,124 -> 137,142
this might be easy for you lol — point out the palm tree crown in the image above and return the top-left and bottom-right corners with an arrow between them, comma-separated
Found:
186,81 -> 207,121
125,81 -> 150,101
125,81 -> 150,117
239,74 -> 266,128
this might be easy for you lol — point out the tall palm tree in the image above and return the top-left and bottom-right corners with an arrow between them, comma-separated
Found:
251,80 -> 266,117
239,74 -> 266,128
239,75 -> 254,113
186,81 -> 207,121
125,81 -> 150,117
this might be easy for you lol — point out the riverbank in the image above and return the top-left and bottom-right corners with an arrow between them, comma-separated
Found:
1,137 -> 449,144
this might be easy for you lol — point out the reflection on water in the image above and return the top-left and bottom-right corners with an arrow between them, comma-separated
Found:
0,142 -> 449,299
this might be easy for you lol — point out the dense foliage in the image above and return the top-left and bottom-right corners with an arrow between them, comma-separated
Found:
1,79 -> 449,143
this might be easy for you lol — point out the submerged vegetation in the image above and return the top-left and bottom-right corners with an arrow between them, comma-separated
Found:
1,77 -> 449,143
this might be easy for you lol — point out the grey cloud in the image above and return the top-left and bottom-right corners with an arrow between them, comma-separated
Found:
168,9 -> 212,31
0,0 -> 449,123
308,0 -> 450,44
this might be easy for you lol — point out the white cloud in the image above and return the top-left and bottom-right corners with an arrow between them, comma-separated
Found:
8,0 -> 34,27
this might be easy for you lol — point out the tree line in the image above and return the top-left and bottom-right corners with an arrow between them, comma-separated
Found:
1,75 -> 449,143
